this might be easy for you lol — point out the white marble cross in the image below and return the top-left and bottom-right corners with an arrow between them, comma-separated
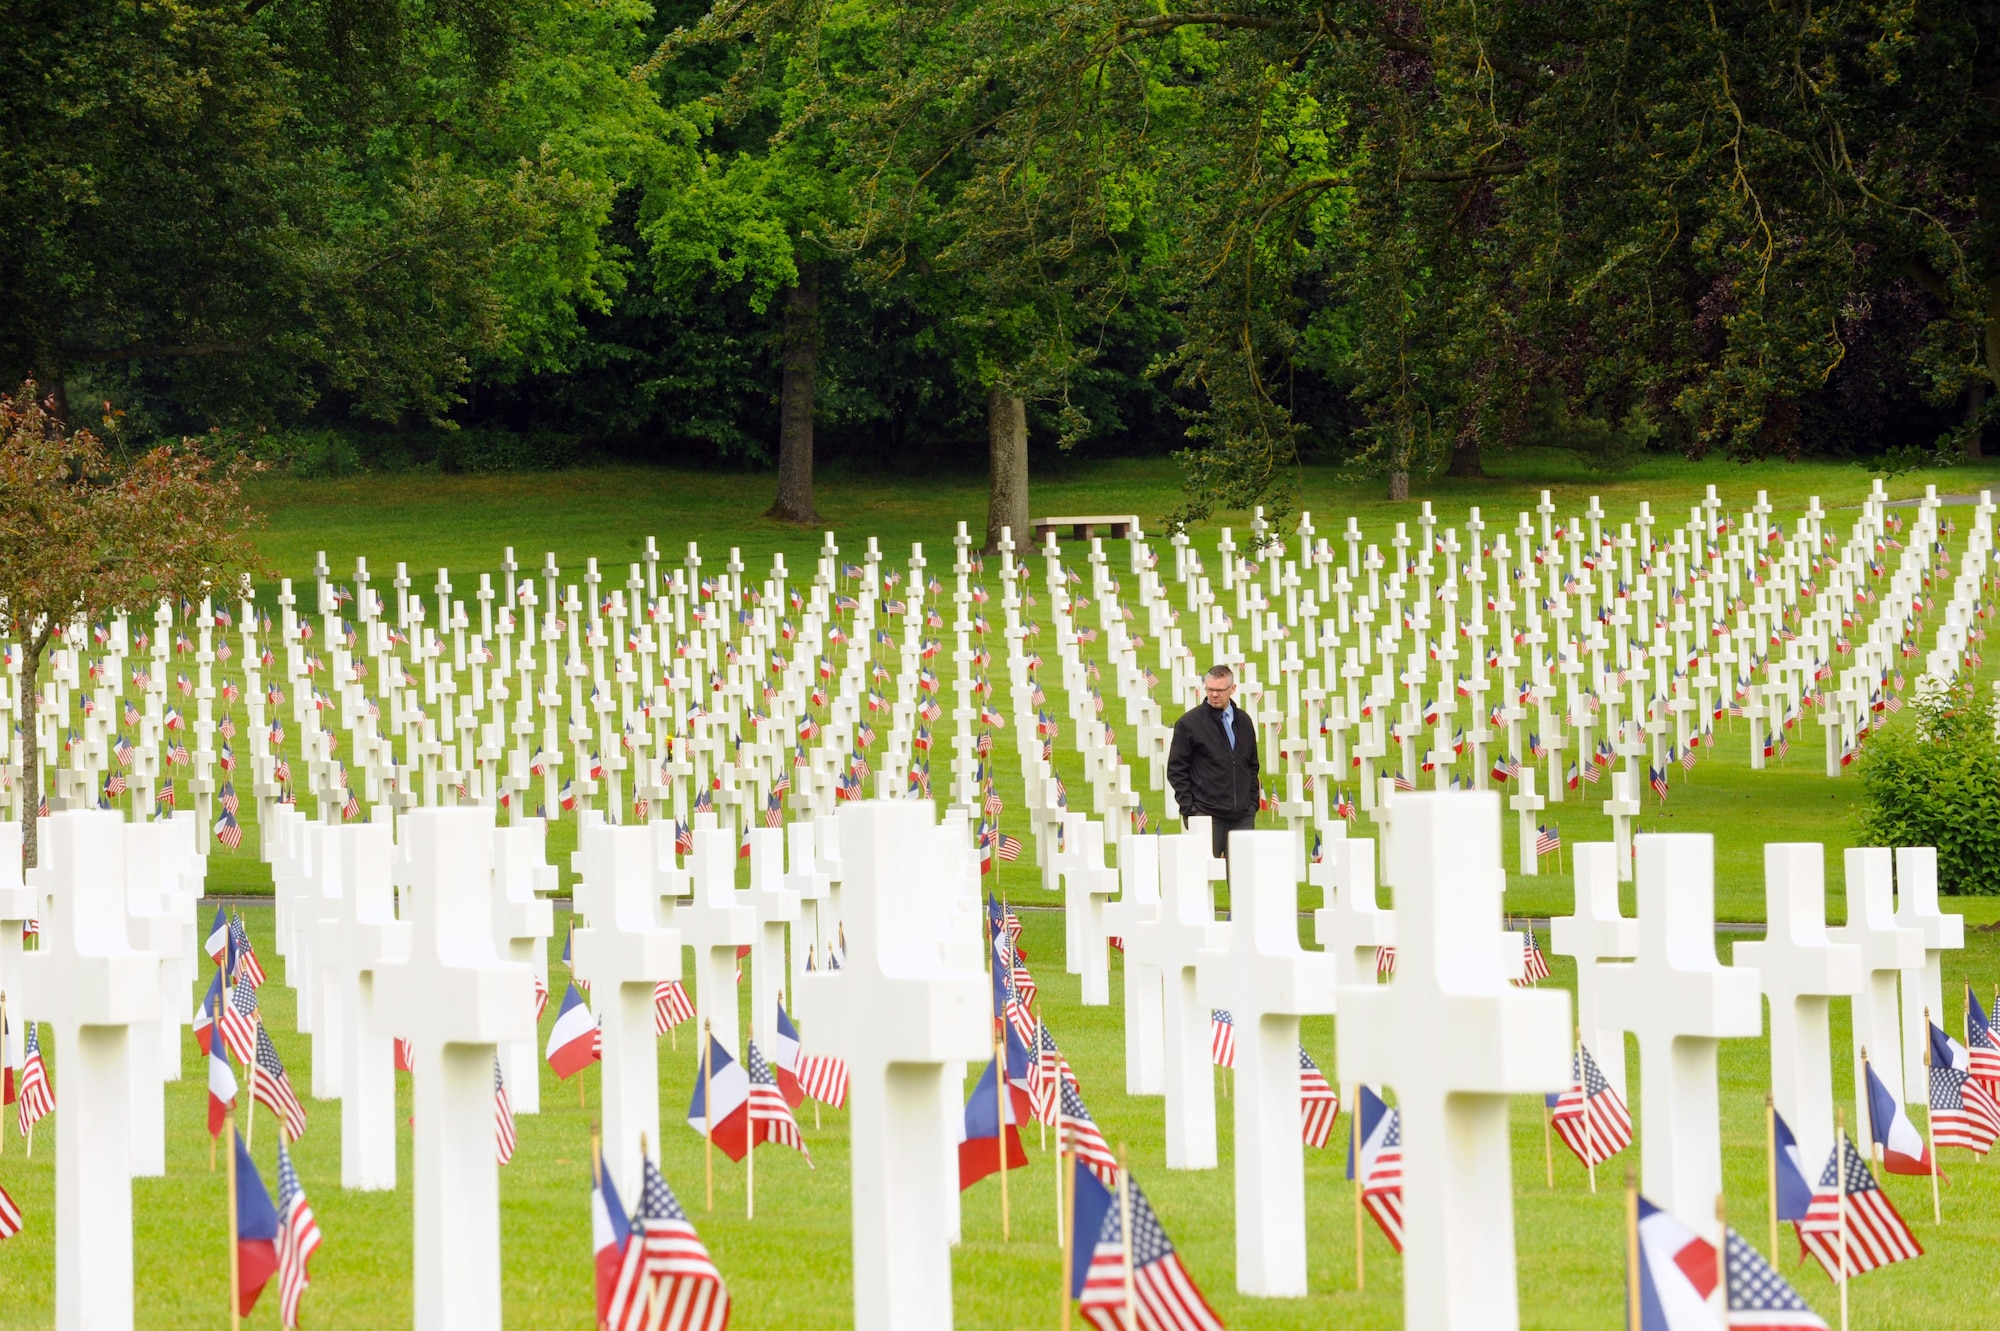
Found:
798,801 -> 988,1331
1548,842 -> 1636,1095
745,827 -> 799,1052
1508,767 -> 1543,876
1732,843 -> 1860,1172
117,820 -> 186,1177
1602,770 -> 1640,882
1311,836 -> 1393,991
781,820 -> 831,1019
1202,830 -> 1336,1296
22,811 -> 161,1331
1106,832 -> 1164,1095
491,819 -> 556,1114
1597,834 -> 1760,1237
369,807 -> 534,1330
1830,847 -> 1924,1133
1893,846 -> 1963,1102
680,823 -> 755,1053
572,820 -> 682,1198
0,824 -> 30,1077
333,821 -> 407,1189
1058,813 -> 1120,1005
1133,823 -> 1228,1169
1337,793 -> 1568,1330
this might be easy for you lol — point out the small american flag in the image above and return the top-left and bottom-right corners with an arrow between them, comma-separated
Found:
653,980 -> 695,1033
605,1154 -> 729,1331
1209,1010 -> 1235,1068
221,982 -> 260,1062
16,1023 -> 53,1135
1059,1077 -> 1120,1185
1299,1047 -> 1340,1149
1535,823 -> 1560,857
1515,931 -> 1551,985
795,1052 -> 849,1108
1375,946 -> 1397,976
1547,1043 -> 1630,1166
494,1056 -> 517,1164
252,1024 -> 308,1140
0,1181 -> 21,1239
274,1140 -> 322,1328
1347,1085 -> 1403,1250
1723,1226 -> 1826,1330
745,1041 -> 809,1162
1927,1022 -> 2000,1152
1799,1134 -> 1922,1277
230,916 -> 267,988
1075,1170 -> 1223,1331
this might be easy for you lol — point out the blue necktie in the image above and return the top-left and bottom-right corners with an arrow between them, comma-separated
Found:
1219,705 -> 1235,749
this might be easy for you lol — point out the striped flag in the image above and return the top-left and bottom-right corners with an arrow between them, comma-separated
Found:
1547,1043 -> 1631,1166
1059,1077 -> 1120,1186
1798,1134 -> 1921,1278
15,1023 -> 51,1135
795,1051 -> 849,1109
1346,1085 -> 1403,1250
1071,1164 -> 1223,1331
1535,823 -> 1561,857
0,1181 -> 20,1239
605,1152 -> 729,1331
1927,1021 -> 1999,1153
1299,1047 -> 1341,1149
745,1040 -> 809,1162
1209,1010 -> 1235,1068
230,916 -> 267,988
653,980 -> 695,1034
1375,946 -> 1397,976
1723,1225 -> 1826,1330
494,1056 -> 517,1165
221,982 -> 260,1063
274,1140 -> 323,1329
251,1025 -> 308,1141
1515,931 -> 1551,985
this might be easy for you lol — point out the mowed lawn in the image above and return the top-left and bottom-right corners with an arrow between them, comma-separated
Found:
6,452 -> 2000,1326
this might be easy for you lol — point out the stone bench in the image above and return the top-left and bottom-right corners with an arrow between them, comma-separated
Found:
1032,513 -> 1140,540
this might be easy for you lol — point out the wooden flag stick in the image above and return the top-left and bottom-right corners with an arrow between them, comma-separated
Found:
703,1018 -> 715,1212
997,1028 -> 1011,1241
225,1109 -> 241,1331
1765,1092 -> 1780,1262
1924,1006 -> 1941,1224
1835,1105 -> 1849,1331
1351,1083 -> 1365,1292
747,1091 -> 756,1222
1117,1143 -> 1135,1331
1058,1149 -> 1076,1331
1623,1166 -> 1640,1331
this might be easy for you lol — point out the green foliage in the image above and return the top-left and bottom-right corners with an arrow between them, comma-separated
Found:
1858,686 -> 2000,895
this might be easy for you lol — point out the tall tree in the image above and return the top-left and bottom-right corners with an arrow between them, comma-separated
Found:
0,385 -> 257,866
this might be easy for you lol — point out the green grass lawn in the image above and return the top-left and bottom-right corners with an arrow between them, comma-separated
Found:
6,452 -> 1999,1326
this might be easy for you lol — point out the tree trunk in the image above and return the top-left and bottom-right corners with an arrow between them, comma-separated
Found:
767,262 -> 820,525
20,640 -> 41,870
1967,378 -> 1988,461
1387,469 -> 1410,500
1445,430 -> 1485,478
983,386 -> 1029,553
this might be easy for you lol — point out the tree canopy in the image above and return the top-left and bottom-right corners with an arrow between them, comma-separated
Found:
3,0 -> 1993,515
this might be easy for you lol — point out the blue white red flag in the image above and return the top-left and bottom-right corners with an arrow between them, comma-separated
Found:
545,984 -> 600,1080
232,1129 -> 282,1316
958,1055 -> 1029,1190
1632,1194 -> 1717,1331
687,1035 -> 752,1162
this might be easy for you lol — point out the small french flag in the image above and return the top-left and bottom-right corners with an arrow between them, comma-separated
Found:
208,1020 -> 238,1137
545,983 -> 600,1080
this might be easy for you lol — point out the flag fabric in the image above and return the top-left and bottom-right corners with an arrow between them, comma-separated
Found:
1299,1046 -> 1341,1149
593,1158 -> 633,1323
1864,1059 -> 1932,1175
745,1039 -> 810,1163
1799,1134 -> 1922,1278
230,914 -> 267,988
1926,1021 -> 1999,1152
687,1035 -> 753,1162
1535,823 -> 1561,857
1058,1076 -> 1120,1186
794,1046 -> 850,1109
252,1024 -> 308,1141
1633,1194 -> 1718,1330
208,1018 -> 239,1136
1346,1085 -> 1403,1250
1547,1043 -> 1631,1166
206,906 -> 231,964
1375,946 -> 1397,976
1723,1225 -> 1826,1330
1209,1010 -> 1235,1069
1967,988 -> 2000,1092
494,1056 -> 518,1164
605,1152 -> 729,1331
1770,1108 -> 1817,1223
232,1129 -> 282,1317
274,1139 -> 324,1329
220,981 -> 259,1063
194,971 -> 222,1055
1517,931 -> 1551,985
0,1182 -> 19,1239
16,1022 -> 53,1136
958,1054 -> 1030,1190
1069,1162 -> 1224,1331
546,983 -> 600,1079
654,980 -> 696,1033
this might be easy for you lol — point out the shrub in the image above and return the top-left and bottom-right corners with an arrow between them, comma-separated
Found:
1856,683 -> 2000,894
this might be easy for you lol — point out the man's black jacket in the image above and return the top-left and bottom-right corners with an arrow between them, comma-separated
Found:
1166,702 -> 1260,821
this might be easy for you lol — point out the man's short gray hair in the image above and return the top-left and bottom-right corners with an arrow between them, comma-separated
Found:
1204,664 -> 1234,682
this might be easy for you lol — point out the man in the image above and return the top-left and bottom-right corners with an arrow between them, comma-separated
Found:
1166,665 -> 1260,861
